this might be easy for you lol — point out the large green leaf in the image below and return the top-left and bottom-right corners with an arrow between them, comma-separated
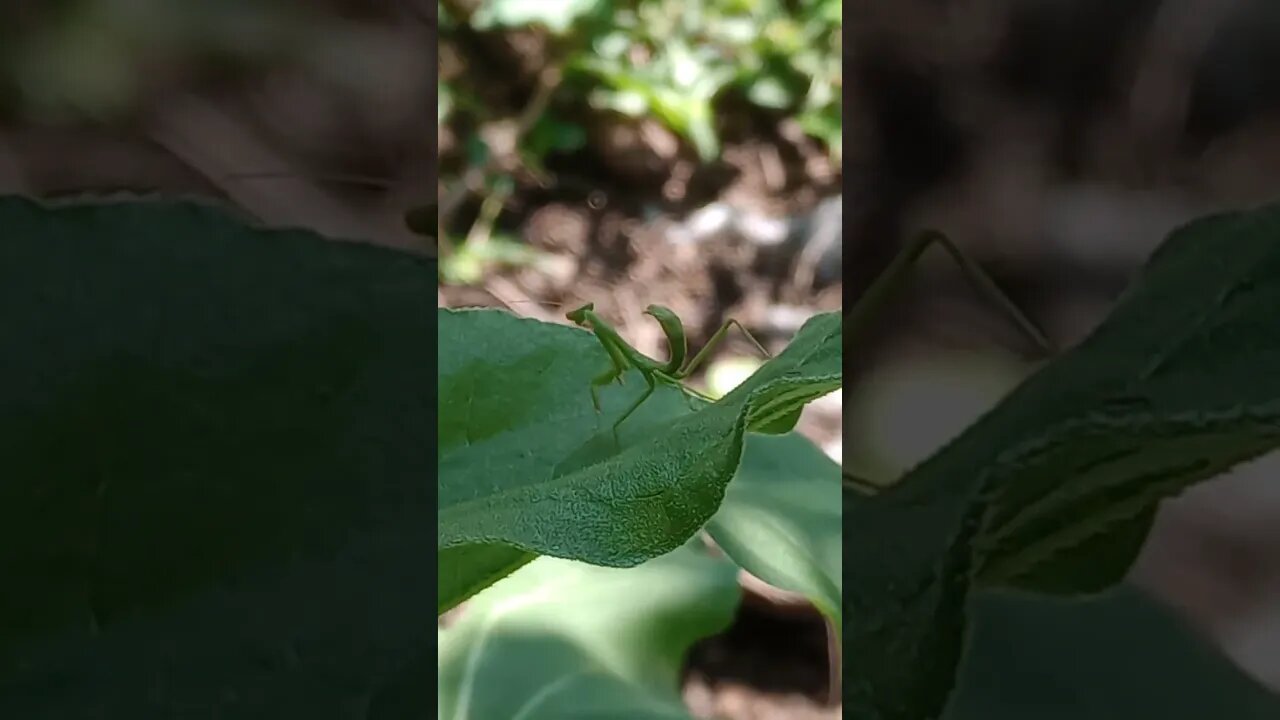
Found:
0,196 -> 433,692
438,308 -> 839,613
947,587 -> 1280,719
846,202 -> 1280,718
0,518 -> 436,717
437,542 -> 741,720
706,432 -> 841,627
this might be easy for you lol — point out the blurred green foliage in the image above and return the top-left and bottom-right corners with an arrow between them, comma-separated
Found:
440,0 -> 842,164
438,0 -> 840,285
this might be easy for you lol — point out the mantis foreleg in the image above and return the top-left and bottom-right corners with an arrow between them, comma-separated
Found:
586,332 -> 634,409
640,304 -> 688,375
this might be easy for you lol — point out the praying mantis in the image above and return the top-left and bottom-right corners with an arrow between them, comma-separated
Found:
565,302 -> 771,439
569,230 -> 1053,450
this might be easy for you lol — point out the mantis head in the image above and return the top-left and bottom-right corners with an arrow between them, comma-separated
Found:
565,303 -> 595,326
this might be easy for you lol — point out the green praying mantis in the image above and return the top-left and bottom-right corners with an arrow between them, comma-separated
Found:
564,302 -> 771,439
402,193 -> 1047,457
567,230 -> 1054,449
419,197 -> 1051,495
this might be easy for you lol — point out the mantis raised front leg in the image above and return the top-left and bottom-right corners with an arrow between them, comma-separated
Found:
565,303 -> 770,440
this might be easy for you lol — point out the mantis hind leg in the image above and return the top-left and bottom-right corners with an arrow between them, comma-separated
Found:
846,230 -> 1052,354
675,318 -> 771,380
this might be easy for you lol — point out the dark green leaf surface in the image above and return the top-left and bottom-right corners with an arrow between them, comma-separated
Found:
438,308 -> 839,612
0,196 -> 434,706
0,519 -> 435,718
946,587 -> 1280,720
846,203 -> 1280,718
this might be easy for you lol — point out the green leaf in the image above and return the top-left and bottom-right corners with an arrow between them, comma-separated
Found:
438,543 -> 740,719
728,312 -> 841,433
0,518 -> 438,717
590,87 -> 651,117
707,432 -> 841,627
439,83 -> 453,124
797,107 -> 841,160
524,116 -> 588,159
464,134 -> 490,168
440,235 -> 543,286
685,110 -> 721,163
0,196 -> 433,695
711,17 -> 759,44
747,75 -> 795,109
438,309 -> 840,612
593,31 -> 632,60
846,202 -> 1280,718
753,406 -> 802,435
946,587 -> 1280,719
